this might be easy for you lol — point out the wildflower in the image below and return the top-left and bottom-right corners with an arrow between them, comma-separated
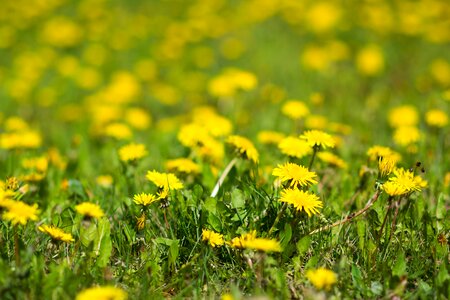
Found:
226,135 -> 259,163
300,130 -> 335,149
281,100 -> 310,120
393,126 -> 420,146
146,171 -> 184,191
278,137 -> 312,158
118,143 -> 147,162
317,152 -> 348,169
133,193 -> 158,206
356,44 -> 384,76
166,158 -> 200,174
367,145 -> 401,162
191,107 -> 233,137
305,2 -> 341,33
22,156 -> 48,173
425,109 -> 448,127
272,163 -> 318,188
306,268 -> 337,290
75,286 -> 127,300
103,123 -> 132,140
75,202 -> 104,219
229,231 -> 281,252
257,130 -> 285,145
2,201 -> 39,225
38,225 -> 74,243
125,107 -> 152,130
202,229 -> 224,247
208,68 -> 257,98
383,168 -> 426,196
136,213 -> 146,230
96,175 -> 113,188
279,189 -> 323,217
305,114 -> 328,130
378,155 -> 397,177
388,105 -> 418,128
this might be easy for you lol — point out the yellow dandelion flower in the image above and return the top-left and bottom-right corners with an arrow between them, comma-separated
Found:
257,130 -> 285,145
305,114 -> 328,130
393,126 -> 421,146
75,202 -> 104,219
229,230 -> 257,248
317,152 -> 348,169
202,229 -> 225,247
281,100 -> 310,120
177,123 -> 211,148
278,137 -> 312,158
425,109 -> 448,127
22,156 -> 48,173
136,213 -> 146,230
191,107 -> 233,137
96,175 -> 113,188
133,193 -> 158,206
229,231 -> 281,252
118,143 -> 147,162
38,225 -> 74,243
146,170 -> 184,191
272,163 -> 318,187
300,130 -> 335,149
367,145 -> 401,162
3,201 -> 39,225
75,286 -> 127,300
239,238 -> 282,252
306,268 -> 337,291
356,44 -> 384,76
383,168 -> 426,196
103,123 -> 132,140
226,135 -> 259,163
165,158 -> 200,174
279,189 -> 323,217
378,155 -> 397,177
125,107 -> 152,130
388,105 -> 418,128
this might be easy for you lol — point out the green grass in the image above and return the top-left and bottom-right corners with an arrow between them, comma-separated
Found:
0,0 -> 449,299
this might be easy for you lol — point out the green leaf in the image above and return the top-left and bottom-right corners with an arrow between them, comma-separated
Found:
305,255 -> 318,269
296,235 -> 311,256
168,240 -> 179,270
80,223 -> 97,247
204,197 -> 217,214
436,263 -> 449,288
352,264 -> 365,292
356,221 -> 365,250
94,218 -> 112,268
207,213 -> 222,232
436,193 -> 445,219
280,223 -> 292,249
231,189 -> 245,208
370,281 -> 383,296
392,252 -> 406,277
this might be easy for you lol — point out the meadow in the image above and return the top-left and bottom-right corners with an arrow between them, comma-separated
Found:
0,0 -> 449,299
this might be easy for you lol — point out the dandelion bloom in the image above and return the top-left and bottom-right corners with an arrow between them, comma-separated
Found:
383,168 -> 427,196
75,202 -> 104,219
366,145 -> 401,162
229,231 -> 281,252
300,130 -> 335,149
279,189 -> 323,217
356,44 -> 384,76
257,130 -> 285,145
378,155 -> 397,177
425,109 -> 448,128
103,122 -> 133,140
133,193 -> 158,206
281,100 -> 310,120
3,201 -> 39,225
226,135 -> 259,163
388,105 -> 418,128
118,143 -> 147,162
38,225 -> 74,243
75,286 -> 127,300
146,171 -> 184,191
393,126 -> 421,147
96,175 -> 113,188
317,152 -> 348,169
272,163 -> 318,187
166,158 -> 200,174
306,268 -> 337,290
278,137 -> 312,158
202,229 -> 225,247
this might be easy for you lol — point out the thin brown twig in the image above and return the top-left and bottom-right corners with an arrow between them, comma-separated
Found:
309,190 -> 381,235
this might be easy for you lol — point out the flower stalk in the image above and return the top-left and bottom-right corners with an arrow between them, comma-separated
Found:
210,157 -> 238,197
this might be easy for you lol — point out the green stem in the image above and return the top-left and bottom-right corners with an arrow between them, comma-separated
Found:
308,145 -> 319,171
210,157 -> 238,197
268,202 -> 288,235
14,225 -> 20,267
